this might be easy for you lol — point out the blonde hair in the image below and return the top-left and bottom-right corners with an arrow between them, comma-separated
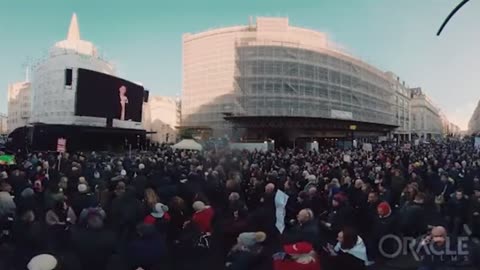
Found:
144,188 -> 159,209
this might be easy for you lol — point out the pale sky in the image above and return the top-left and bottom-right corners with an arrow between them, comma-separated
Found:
1,0 -> 479,129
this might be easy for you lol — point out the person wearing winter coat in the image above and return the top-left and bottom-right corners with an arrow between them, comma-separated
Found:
70,210 -> 116,270
399,192 -> 428,237
109,186 -> 144,242
0,181 -> 15,219
469,187 -> 480,237
390,169 -> 406,205
445,189 -> 469,235
273,241 -> 321,270
128,223 -> 169,270
322,193 -> 354,235
284,208 -> 321,249
45,199 -> 77,250
225,231 -> 267,270
325,227 -> 368,270
71,183 -> 98,217
370,202 -> 398,261
191,201 -> 215,234
143,202 -> 170,234
12,210 -> 48,270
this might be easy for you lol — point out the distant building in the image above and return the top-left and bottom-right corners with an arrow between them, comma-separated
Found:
409,87 -> 443,140
7,81 -> 31,133
182,17 -> 400,146
146,96 -> 180,143
440,112 -> 450,136
449,123 -> 461,136
29,13 -> 124,128
469,100 -> 480,135
385,72 -> 411,141
0,113 -> 7,134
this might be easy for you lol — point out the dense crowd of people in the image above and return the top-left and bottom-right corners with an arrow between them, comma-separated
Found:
1,138 -> 480,270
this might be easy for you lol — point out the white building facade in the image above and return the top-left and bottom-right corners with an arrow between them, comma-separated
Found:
410,87 -> 443,140
7,81 -> 32,133
469,100 -> 480,134
0,113 -> 8,134
146,96 -> 180,143
29,14 -> 142,130
183,17 -> 398,138
385,72 -> 411,141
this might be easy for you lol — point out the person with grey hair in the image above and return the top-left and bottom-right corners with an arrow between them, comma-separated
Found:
225,231 -> 267,270
284,208 -> 321,250
0,181 -> 16,219
70,207 -> 116,270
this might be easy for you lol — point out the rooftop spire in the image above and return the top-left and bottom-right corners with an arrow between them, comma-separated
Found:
67,13 -> 80,41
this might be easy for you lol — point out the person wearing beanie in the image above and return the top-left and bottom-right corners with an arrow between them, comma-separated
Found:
322,192 -> 353,234
71,183 -> 98,217
226,231 -> 267,270
273,242 -> 321,270
144,202 -> 171,234
377,202 -> 392,218
369,201 -> 397,261
192,201 -> 215,233
27,254 -> 58,270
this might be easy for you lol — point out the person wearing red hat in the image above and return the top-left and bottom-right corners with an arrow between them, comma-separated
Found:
273,242 -> 321,270
377,201 -> 392,218
370,201 -> 396,261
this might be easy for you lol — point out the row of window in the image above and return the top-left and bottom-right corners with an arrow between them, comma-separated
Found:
237,46 -> 390,88
239,59 -> 390,96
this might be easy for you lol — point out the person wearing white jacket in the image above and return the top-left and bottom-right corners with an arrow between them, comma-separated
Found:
325,227 -> 372,270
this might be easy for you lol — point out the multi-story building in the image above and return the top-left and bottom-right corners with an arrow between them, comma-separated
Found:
29,13 -> 122,128
7,81 -> 31,133
0,113 -> 8,134
469,100 -> 480,135
386,72 -> 411,141
410,87 -> 443,140
147,96 -> 180,143
449,123 -> 461,136
182,17 -> 399,146
7,13 -> 149,151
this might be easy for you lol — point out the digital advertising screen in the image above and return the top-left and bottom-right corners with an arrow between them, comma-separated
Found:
75,68 -> 144,122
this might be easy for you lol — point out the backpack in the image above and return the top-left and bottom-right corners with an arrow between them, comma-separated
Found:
196,233 -> 210,249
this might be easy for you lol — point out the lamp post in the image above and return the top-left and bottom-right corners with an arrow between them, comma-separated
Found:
349,125 -> 357,149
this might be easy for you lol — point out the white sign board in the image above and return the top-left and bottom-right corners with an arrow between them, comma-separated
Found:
230,142 -> 268,152
330,109 -> 353,120
274,190 -> 289,234
378,136 -> 387,142
57,138 -> 67,153
362,143 -> 372,152
343,154 -> 351,163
